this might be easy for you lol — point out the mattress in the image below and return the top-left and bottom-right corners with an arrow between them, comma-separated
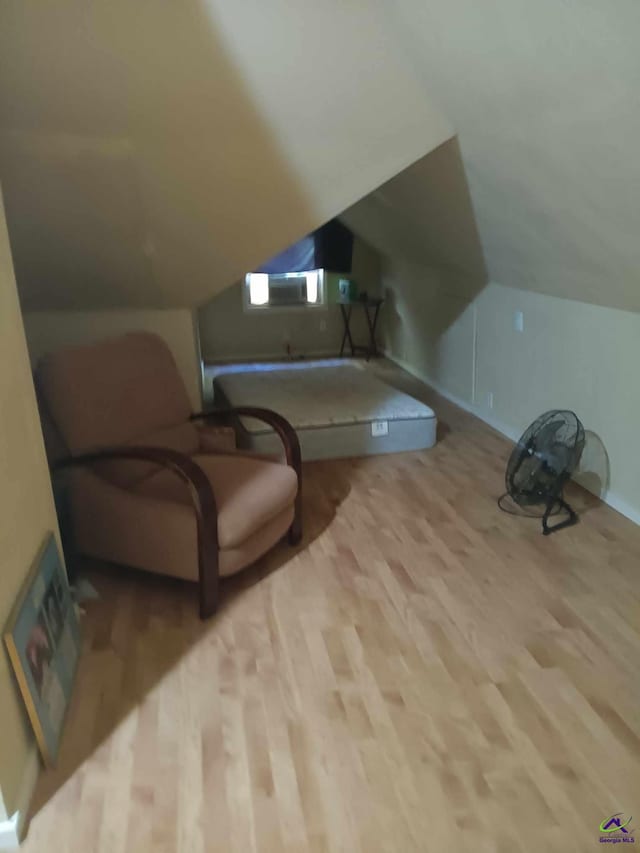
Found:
213,359 -> 437,461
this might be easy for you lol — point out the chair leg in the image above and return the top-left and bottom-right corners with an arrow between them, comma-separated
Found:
288,497 -> 303,545
288,521 -> 302,545
199,575 -> 219,619
197,518 -> 219,619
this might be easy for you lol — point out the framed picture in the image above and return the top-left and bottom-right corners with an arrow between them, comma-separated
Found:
4,532 -> 81,767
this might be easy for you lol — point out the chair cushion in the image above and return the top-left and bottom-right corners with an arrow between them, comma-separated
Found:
36,332 -> 192,455
96,422 -> 201,488
133,453 -> 298,549
218,506 -> 294,578
197,425 -> 237,454
70,468 -> 294,580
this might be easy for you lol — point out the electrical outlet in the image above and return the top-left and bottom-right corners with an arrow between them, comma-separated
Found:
486,392 -> 494,409
514,310 -> 524,332
371,420 -> 389,437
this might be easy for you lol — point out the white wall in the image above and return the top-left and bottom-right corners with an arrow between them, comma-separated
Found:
200,281 -> 343,363
0,1 -> 451,312
199,238 -> 382,362
383,264 -> 640,524
380,1 -> 640,313
342,139 -> 487,298
23,309 -> 203,409
0,188 -> 58,819
2,2 -> 638,320
383,262 -> 477,403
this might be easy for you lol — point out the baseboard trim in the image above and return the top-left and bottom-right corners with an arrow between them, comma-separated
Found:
203,348 -> 340,366
0,814 -> 20,851
597,490 -> 640,528
0,746 -> 40,849
384,350 -> 640,528
383,350 -> 520,439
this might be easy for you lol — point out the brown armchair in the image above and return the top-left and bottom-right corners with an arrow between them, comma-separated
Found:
36,332 -> 301,618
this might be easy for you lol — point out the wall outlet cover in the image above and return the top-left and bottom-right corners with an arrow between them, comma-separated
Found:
371,420 -> 389,437
514,311 -> 524,332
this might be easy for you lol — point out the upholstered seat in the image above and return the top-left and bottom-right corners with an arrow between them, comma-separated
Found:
135,453 -> 298,549
36,331 -> 302,617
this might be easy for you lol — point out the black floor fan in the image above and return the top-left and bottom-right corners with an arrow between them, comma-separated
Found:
500,410 -> 585,535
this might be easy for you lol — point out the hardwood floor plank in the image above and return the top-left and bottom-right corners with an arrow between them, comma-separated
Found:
20,385 -> 640,852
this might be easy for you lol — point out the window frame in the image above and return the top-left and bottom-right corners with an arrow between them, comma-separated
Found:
243,269 -> 328,314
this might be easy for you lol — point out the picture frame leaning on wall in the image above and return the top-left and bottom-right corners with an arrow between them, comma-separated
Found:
4,532 -> 81,767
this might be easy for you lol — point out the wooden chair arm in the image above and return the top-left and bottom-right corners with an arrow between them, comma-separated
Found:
191,407 -> 301,476
191,407 -> 302,544
54,446 -> 219,618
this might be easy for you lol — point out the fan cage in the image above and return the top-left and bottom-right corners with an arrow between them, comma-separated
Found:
506,410 -> 585,509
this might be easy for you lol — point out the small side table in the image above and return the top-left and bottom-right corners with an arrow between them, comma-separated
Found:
339,297 -> 383,360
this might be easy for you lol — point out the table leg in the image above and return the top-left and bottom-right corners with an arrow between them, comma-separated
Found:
339,303 -> 355,357
365,302 -> 381,359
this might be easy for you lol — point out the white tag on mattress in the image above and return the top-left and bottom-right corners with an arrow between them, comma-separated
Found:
371,420 -> 389,437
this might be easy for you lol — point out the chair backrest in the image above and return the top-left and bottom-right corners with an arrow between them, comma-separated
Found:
36,331 -> 193,456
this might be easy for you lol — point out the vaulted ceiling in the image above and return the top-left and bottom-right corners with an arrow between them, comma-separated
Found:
1,2 -> 638,313
344,1 -> 640,313
0,1 -> 451,310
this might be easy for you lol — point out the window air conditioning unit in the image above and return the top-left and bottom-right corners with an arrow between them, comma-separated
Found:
268,278 -> 308,306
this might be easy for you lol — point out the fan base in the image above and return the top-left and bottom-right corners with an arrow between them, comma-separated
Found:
542,497 -> 578,536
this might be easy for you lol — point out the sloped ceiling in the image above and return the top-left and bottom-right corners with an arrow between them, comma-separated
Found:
2,2 -> 638,314
346,1 -> 640,313
341,138 -> 488,300
0,1 -> 452,311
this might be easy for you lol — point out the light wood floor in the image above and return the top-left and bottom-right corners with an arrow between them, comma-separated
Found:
23,390 -> 640,852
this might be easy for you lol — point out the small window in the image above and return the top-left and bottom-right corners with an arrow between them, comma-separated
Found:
244,270 -> 326,311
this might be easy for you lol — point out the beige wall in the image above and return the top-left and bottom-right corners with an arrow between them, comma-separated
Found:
0,1 -> 451,312
198,238 -> 382,363
383,263 -> 640,525
23,309 -> 202,409
342,139 -> 487,299
2,2 -> 638,319
383,260 -> 477,403
377,1 -> 640,313
0,189 -> 59,813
